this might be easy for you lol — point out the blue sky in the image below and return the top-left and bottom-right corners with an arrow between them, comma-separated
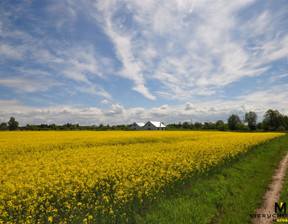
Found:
0,0 -> 288,125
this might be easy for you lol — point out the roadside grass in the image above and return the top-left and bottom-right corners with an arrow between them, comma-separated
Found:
279,138 -> 288,221
137,134 -> 288,224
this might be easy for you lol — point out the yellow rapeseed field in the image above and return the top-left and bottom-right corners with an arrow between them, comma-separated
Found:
0,131 -> 284,223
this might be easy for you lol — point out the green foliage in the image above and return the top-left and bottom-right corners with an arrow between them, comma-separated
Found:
182,122 -> 193,129
0,122 -> 8,131
280,148 -> 288,213
244,111 -> 257,130
216,120 -> 224,128
282,115 -> 288,130
262,109 -> 282,131
235,122 -> 248,131
218,124 -> 228,131
228,114 -> 241,130
194,122 -> 203,129
204,122 -> 216,129
277,125 -> 285,132
8,117 -> 19,131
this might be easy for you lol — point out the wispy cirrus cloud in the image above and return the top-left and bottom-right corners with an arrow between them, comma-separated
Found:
237,84 -> 288,105
0,0 -> 111,99
0,78 -> 62,93
91,0 -> 156,100
84,0 -> 288,101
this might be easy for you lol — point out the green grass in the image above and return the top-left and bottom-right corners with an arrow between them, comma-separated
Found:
279,139 -> 288,223
137,134 -> 288,224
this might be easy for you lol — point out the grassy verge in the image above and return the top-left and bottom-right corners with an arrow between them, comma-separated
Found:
137,134 -> 288,224
279,139 -> 288,223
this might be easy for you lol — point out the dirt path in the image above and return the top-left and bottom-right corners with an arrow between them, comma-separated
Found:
253,151 -> 288,224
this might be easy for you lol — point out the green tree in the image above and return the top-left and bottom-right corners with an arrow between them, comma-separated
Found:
218,123 -> 228,131
8,117 -> 19,131
244,111 -> 257,130
204,122 -> 216,129
194,122 -> 203,129
182,121 -> 191,129
262,109 -> 282,131
235,122 -> 248,131
216,120 -> 224,128
228,114 -> 241,130
283,115 -> 288,131
0,122 -> 8,131
50,124 -> 57,130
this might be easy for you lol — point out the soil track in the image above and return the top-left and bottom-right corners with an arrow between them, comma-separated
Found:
253,151 -> 288,224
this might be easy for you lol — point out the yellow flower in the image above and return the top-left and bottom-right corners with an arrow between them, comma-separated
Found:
88,215 -> 93,219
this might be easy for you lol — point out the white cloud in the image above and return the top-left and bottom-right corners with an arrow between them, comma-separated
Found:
185,102 -> 196,111
105,104 -> 125,116
94,5 -> 156,100
0,44 -> 24,60
269,74 -> 288,83
0,21 -> 111,97
266,35 -> 288,62
101,99 -> 109,104
2,94 -> 287,126
75,85 -> 111,99
0,78 -> 62,92
237,84 -> 288,105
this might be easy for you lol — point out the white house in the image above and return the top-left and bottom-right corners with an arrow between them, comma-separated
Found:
131,122 -> 145,130
142,121 -> 166,131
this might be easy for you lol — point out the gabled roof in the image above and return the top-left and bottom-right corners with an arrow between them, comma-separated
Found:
146,121 -> 166,128
133,122 -> 145,127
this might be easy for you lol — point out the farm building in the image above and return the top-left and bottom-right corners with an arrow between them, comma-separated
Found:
142,121 -> 166,131
131,122 -> 145,130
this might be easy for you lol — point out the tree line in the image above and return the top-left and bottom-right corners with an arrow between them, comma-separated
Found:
167,109 -> 288,132
0,118 -> 131,131
1,109 -> 287,132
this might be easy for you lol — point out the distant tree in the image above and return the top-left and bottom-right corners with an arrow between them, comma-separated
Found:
203,122 -> 216,129
235,122 -> 248,131
50,124 -> 57,130
256,122 -> 262,130
183,121 -> 192,129
227,114 -> 241,130
24,124 -> 38,131
204,122 -> 209,129
262,109 -> 282,131
277,125 -> 286,132
216,120 -> 224,127
218,124 -> 228,131
40,124 -> 49,130
209,122 -> 216,129
0,122 -> 8,131
182,122 -> 188,129
244,111 -> 257,131
8,117 -> 19,131
194,122 -> 203,129
283,115 -> 288,131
